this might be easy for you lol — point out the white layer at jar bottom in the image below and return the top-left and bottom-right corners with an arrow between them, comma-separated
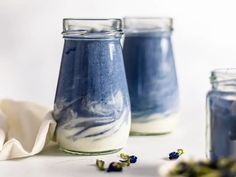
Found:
56,112 -> 131,152
131,112 -> 179,134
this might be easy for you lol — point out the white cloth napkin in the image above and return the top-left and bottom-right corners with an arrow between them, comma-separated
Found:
0,99 -> 56,160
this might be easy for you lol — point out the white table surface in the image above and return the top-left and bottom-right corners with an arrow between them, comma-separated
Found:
0,110 -> 206,177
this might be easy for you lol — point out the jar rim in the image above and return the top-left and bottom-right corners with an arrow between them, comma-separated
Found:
124,16 -> 173,21
210,68 -> 236,84
123,17 -> 173,33
62,18 -> 123,38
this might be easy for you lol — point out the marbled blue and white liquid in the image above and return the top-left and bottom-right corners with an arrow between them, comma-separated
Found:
123,32 -> 179,134
207,91 -> 236,160
54,37 -> 131,153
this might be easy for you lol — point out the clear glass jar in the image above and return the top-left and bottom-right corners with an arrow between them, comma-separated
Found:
53,19 -> 131,155
123,17 -> 179,135
206,69 -> 236,160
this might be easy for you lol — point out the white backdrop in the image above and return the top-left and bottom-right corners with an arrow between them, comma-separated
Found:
1,0 -> 236,157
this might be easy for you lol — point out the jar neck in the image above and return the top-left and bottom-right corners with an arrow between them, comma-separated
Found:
62,18 -> 123,39
211,69 -> 236,92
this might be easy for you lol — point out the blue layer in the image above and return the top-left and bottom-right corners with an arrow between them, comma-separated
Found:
54,38 -> 130,140
208,91 -> 236,160
123,32 -> 179,120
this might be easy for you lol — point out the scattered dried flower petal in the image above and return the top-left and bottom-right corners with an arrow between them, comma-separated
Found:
129,155 -> 137,163
177,149 -> 184,155
169,149 -> 184,160
119,160 -> 131,166
96,159 -> 106,171
120,153 -> 129,161
169,152 -> 179,160
95,153 -> 137,173
107,162 -> 123,172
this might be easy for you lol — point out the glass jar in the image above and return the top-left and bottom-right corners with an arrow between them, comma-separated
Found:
53,19 -> 131,155
206,69 -> 236,160
123,17 -> 179,135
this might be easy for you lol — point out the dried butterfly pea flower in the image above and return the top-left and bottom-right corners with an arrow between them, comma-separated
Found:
169,152 -> 179,160
120,153 -> 138,164
120,153 -> 129,161
107,162 -> 123,172
96,159 -> 106,171
129,155 -> 138,163
177,149 -> 184,155
169,149 -> 184,160
96,153 -> 138,173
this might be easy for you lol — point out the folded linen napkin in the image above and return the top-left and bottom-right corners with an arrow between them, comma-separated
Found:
0,99 -> 56,160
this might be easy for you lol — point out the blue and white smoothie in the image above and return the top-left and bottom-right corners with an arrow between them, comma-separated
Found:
54,19 -> 131,154
123,18 -> 179,134
207,69 -> 236,160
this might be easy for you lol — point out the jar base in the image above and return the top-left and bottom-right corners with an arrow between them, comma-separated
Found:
130,113 -> 179,135
59,147 -> 122,156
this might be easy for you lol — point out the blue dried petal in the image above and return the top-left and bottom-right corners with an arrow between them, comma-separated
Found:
107,162 -> 123,172
169,152 -> 177,156
130,155 -> 137,163
169,152 -> 179,160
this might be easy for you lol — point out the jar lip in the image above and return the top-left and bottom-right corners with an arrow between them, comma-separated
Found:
123,16 -> 173,33
211,68 -> 236,76
211,68 -> 236,83
63,18 -> 122,23
62,18 -> 123,38
123,16 -> 173,21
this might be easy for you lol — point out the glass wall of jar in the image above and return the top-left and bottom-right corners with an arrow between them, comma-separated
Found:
123,17 -> 179,135
53,19 -> 131,155
206,69 -> 236,160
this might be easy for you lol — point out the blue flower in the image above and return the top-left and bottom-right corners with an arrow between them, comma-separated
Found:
129,155 -> 138,163
169,149 -> 184,160
96,153 -> 138,173
169,152 -> 179,160
120,153 -> 137,164
107,162 -> 123,172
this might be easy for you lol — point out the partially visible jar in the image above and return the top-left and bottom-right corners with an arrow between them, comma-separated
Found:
123,17 -> 179,135
53,19 -> 131,155
206,69 -> 236,160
